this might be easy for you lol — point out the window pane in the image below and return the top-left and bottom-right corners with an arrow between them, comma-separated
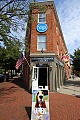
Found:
38,39 -> 46,42
38,13 -> 46,23
38,35 -> 46,42
38,43 -> 46,50
39,13 -> 46,18
38,35 -> 46,50
39,18 -> 46,22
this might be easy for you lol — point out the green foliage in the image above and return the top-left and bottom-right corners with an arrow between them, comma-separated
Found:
0,0 -> 46,47
70,48 -> 80,76
0,40 -> 21,73
0,0 -> 46,73
0,0 -> 34,46
0,0 -> 34,73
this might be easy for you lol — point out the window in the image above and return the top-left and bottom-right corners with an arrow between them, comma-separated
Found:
60,36 -> 62,43
56,26 -> 58,34
38,35 -> 46,50
57,43 -> 59,55
38,13 -> 46,23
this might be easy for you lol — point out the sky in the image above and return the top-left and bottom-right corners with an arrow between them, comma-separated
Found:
54,0 -> 80,55
1,0 -> 79,55
37,0 -> 80,55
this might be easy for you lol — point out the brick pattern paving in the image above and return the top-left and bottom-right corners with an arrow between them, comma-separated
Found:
0,81 -> 80,120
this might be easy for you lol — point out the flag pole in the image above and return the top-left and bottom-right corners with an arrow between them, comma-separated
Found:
24,56 -> 30,68
22,51 -> 30,68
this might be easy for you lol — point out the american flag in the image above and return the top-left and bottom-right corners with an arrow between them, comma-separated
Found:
15,53 -> 24,70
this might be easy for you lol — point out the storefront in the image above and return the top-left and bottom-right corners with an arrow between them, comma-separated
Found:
23,1 -> 71,92
29,53 -> 64,92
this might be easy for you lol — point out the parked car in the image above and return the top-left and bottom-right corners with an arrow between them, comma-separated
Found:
0,74 -> 4,82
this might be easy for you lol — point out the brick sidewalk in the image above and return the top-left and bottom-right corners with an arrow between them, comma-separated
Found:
0,79 -> 80,120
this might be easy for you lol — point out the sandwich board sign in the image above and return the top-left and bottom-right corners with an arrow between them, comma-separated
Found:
31,66 -> 50,120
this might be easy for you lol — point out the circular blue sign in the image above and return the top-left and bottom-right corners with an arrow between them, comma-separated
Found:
36,23 -> 48,32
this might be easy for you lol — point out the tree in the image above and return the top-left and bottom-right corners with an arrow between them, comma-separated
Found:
0,39 -> 21,75
70,48 -> 80,76
0,0 -> 46,68
0,0 -> 35,75
0,0 -> 34,47
0,0 -> 46,80
0,0 -> 46,50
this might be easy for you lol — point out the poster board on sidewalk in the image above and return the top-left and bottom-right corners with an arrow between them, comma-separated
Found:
31,88 -> 50,120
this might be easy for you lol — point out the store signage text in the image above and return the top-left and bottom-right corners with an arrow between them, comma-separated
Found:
36,23 -> 48,32
31,57 -> 54,62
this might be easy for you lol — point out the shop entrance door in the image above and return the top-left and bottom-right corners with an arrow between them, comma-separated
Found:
32,66 -> 49,90
38,67 -> 48,88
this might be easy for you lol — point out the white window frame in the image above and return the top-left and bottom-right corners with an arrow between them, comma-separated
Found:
37,35 -> 46,51
56,26 -> 58,35
32,66 -> 39,81
57,43 -> 59,56
38,13 -> 46,23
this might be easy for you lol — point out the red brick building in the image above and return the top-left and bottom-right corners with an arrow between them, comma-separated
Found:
23,1 -> 71,92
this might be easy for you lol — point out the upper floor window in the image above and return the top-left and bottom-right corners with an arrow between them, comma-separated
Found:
56,26 -> 58,34
57,43 -> 59,56
37,35 -> 46,50
38,13 -> 46,23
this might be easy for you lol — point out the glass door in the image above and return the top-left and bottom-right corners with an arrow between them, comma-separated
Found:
32,66 -> 49,90
32,66 -> 39,91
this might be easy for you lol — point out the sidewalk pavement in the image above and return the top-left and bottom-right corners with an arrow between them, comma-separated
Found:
0,77 -> 80,120
58,77 -> 80,97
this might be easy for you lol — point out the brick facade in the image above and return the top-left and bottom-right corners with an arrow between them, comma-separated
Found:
30,2 -> 67,57
24,1 -> 71,92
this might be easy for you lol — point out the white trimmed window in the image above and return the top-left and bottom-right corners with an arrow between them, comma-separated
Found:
37,35 -> 46,50
38,13 -> 46,23
57,43 -> 59,55
56,26 -> 58,34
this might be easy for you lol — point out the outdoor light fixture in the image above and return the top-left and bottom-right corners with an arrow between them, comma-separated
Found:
41,48 -> 43,53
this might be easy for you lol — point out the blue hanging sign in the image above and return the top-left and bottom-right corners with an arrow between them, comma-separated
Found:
36,23 -> 48,32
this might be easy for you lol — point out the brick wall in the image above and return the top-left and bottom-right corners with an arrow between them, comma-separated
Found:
29,2 -> 71,80
30,3 -> 67,59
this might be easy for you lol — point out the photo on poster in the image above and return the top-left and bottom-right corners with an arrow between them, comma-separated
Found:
31,90 -> 50,120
